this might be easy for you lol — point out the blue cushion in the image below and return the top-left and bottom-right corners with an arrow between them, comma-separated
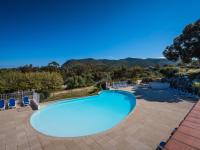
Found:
0,100 -> 4,108
9,98 -> 16,107
23,97 -> 30,105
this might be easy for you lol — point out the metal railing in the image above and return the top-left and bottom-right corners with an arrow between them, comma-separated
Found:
0,90 -> 33,101
0,90 -> 40,109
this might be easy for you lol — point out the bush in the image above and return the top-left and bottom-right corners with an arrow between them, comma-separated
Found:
141,77 -> 153,83
131,77 -> 139,84
192,82 -> 200,96
0,71 -> 64,93
65,75 -> 95,89
160,67 -> 179,77
97,81 -> 107,90
127,80 -> 132,84
39,90 -> 51,102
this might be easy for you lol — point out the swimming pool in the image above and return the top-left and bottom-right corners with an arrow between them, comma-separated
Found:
30,90 -> 136,137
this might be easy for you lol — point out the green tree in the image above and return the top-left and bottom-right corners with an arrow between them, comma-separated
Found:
77,76 -> 86,87
112,66 -> 128,80
48,61 -> 60,68
0,71 -> 64,93
0,74 -> 6,93
163,19 -> 200,63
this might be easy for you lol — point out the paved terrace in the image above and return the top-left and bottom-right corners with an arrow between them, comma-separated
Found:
0,86 -> 198,150
164,100 -> 200,150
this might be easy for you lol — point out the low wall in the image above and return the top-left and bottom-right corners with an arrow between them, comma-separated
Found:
149,82 -> 170,89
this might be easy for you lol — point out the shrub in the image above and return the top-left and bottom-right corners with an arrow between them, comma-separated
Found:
97,81 -> 107,90
127,80 -> 132,84
39,90 -> 51,102
0,71 -> 64,93
160,67 -> 179,77
141,77 -> 153,83
192,82 -> 200,96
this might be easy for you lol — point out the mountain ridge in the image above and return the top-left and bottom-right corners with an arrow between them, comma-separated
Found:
62,57 -> 174,70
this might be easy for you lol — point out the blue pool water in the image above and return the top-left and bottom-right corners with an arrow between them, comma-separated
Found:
30,90 -> 136,137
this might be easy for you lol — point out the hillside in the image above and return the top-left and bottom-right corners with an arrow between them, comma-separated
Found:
62,58 -> 173,70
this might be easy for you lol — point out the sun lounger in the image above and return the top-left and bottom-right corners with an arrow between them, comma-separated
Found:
22,96 -> 30,106
8,98 -> 16,109
156,141 -> 166,150
0,99 -> 5,110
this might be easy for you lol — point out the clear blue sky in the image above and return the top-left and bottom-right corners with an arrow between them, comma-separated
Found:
0,0 -> 200,67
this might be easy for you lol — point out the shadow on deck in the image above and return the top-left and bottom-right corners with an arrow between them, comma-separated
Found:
131,86 -> 198,103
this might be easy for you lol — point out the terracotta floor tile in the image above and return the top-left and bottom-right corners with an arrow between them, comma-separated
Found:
178,126 -> 200,139
182,120 -> 200,129
188,113 -> 200,120
185,116 -> 200,125
191,109 -> 200,114
172,132 -> 200,149
165,139 -> 197,150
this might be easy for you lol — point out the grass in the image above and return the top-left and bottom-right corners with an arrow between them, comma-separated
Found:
42,86 -> 99,102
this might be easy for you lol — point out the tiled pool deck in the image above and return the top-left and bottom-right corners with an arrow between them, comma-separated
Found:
0,87 -> 197,150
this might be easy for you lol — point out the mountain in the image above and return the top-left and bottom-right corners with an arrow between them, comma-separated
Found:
62,58 -> 174,70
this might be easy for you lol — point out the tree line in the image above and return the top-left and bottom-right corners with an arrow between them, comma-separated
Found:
0,61 -> 166,94
0,70 -> 63,93
0,59 -> 199,94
